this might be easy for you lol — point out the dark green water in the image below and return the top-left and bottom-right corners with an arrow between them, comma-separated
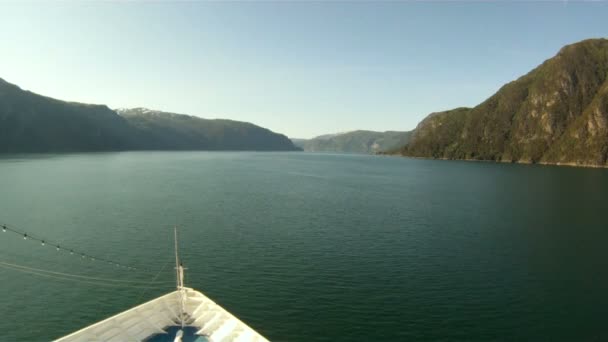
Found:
1,152 -> 607,341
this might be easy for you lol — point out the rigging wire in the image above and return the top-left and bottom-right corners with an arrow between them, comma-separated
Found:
1,221 -> 148,272
0,261 -> 172,290
133,257 -> 174,306
0,261 -> 173,285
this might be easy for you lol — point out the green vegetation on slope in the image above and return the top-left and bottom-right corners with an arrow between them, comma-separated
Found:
401,38 -> 608,167
294,130 -> 412,154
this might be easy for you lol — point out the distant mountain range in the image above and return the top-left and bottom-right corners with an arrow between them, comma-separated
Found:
5,38 -> 605,161
293,130 -> 412,154
117,108 -> 298,151
396,38 -> 608,168
0,78 -> 298,152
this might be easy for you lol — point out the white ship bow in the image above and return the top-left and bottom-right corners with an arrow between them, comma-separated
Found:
55,287 -> 269,342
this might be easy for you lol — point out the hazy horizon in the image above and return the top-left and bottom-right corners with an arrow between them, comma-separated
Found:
1,2 -> 606,139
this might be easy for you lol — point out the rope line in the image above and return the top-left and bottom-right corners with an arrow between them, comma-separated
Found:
0,261 -> 173,285
1,221 -> 147,271
0,262 -> 172,290
133,257 -> 174,306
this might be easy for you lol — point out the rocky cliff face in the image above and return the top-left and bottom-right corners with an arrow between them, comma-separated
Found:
402,39 -> 608,167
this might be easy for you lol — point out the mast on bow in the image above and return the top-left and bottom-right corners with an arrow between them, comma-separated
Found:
174,226 -> 184,290
174,226 -> 186,330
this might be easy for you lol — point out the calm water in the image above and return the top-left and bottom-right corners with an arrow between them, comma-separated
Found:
0,152 -> 607,341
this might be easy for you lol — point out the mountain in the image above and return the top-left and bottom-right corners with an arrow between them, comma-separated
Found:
294,130 -> 412,154
0,78 -> 137,152
0,78 -> 299,152
399,38 -> 608,167
117,108 -> 298,151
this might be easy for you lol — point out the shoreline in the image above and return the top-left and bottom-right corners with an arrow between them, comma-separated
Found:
380,153 -> 608,170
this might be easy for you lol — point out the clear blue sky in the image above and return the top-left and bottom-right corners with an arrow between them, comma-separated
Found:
0,2 -> 606,138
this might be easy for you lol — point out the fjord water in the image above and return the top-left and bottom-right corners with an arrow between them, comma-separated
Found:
0,152 -> 607,341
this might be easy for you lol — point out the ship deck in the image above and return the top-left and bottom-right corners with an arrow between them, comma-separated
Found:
55,288 -> 269,342
145,326 -> 208,342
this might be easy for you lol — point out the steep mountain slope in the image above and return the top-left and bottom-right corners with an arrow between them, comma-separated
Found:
0,78 -> 137,152
401,38 -> 608,167
294,130 -> 412,154
117,108 -> 299,151
0,78 -> 299,152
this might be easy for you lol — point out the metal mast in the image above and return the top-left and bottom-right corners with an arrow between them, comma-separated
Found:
174,226 -> 185,329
